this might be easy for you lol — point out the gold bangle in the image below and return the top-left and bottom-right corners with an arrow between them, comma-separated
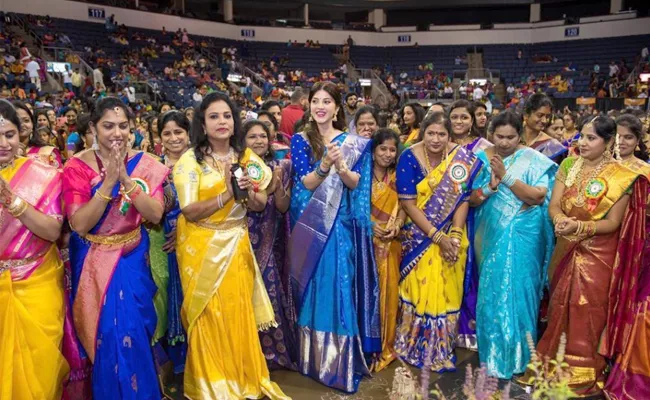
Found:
552,214 -> 566,225
8,198 -> 28,218
124,182 -> 138,196
395,218 -> 404,228
433,231 -> 445,244
450,227 -> 463,235
427,227 -> 437,239
95,190 -> 113,202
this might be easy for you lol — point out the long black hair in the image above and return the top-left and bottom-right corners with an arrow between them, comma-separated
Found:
11,101 -> 47,147
190,91 -> 243,164
0,99 -> 23,133
489,110 -> 524,137
418,111 -> 452,142
399,102 -> 425,136
240,119 -> 276,164
616,114 -> 649,161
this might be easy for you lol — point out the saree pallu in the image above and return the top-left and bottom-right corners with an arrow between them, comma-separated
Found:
289,132 -> 380,393
535,158 -> 643,397
248,158 -> 298,371
404,128 -> 420,146
0,157 -> 69,400
473,148 -> 556,379
603,158 -> 650,400
370,171 -> 401,372
174,149 -> 288,400
149,224 -> 169,344
63,152 -> 168,400
458,136 -> 493,350
531,137 -> 568,164
395,145 -> 480,372
26,145 -> 62,168
162,173 -> 187,374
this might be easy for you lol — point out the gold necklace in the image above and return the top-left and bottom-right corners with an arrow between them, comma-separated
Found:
0,159 -> 15,171
570,157 -> 608,208
524,130 -> 544,147
372,169 -> 388,201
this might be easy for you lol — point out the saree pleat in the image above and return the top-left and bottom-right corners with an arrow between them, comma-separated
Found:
248,159 -> 298,371
533,157 -> 643,397
64,152 -> 168,400
174,149 -> 288,400
474,148 -> 556,379
395,145 -> 479,372
0,247 -> 68,400
289,132 -> 379,393
0,157 -> 69,400
457,137 -> 492,351
604,159 -> 650,399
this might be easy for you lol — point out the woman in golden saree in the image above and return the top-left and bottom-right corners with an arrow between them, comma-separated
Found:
174,92 -> 288,399
370,128 -> 404,372
531,116 -> 647,397
0,99 -> 69,399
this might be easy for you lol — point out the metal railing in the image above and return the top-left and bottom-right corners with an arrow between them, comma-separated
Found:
112,80 -> 162,103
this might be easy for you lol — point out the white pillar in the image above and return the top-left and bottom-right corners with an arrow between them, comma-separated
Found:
610,0 -> 623,13
135,0 -> 139,9
530,3 -> 541,23
369,9 -> 385,30
304,3 -> 309,27
223,0 -> 233,23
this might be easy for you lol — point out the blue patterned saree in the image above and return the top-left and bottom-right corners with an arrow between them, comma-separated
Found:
289,132 -> 380,393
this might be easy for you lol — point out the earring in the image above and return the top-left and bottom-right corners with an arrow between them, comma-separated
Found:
92,134 -> 99,150
603,148 -> 612,160
309,115 -> 314,122
333,114 -> 338,122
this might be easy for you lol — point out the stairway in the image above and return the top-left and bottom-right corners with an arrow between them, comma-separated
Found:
466,52 -> 484,80
7,21 -> 62,92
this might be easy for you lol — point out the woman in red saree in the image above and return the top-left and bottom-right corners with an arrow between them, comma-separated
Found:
604,114 -> 650,399
530,116 -> 647,397
0,100 -> 69,399
63,97 -> 168,399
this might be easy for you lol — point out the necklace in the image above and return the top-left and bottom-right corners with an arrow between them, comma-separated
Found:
524,129 -> 545,147
567,156 -> 609,208
0,160 -> 14,171
207,147 -> 234,175
372,169 -> 388,200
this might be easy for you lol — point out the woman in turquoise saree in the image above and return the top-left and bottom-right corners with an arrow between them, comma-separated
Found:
63,98 -> 168,399
289,82 -> 380,393
470,111 -> 557,379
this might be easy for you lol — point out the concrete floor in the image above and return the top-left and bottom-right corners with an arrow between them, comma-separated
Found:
166,349 -> 534,399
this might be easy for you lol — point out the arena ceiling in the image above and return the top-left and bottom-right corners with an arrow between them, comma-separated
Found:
229,0 -> 577,11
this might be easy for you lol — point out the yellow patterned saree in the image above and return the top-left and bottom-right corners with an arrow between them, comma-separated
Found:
173,148 -> 289,400
370,171 -> 401,372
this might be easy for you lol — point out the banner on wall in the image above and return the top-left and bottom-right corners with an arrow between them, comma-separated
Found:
88,6 -> 105,20
624,98 -> 647,107
241,29 -> 255,38
398,35 -> 411,43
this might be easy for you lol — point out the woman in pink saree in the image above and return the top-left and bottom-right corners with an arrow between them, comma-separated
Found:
63,97 -> 168,399
0,100 -> 69,399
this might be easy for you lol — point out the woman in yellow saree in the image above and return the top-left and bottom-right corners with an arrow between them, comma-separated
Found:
0,100 -> 69,399
174,92 -> 289,400
400,103 -> 425,146
395,112 -> 481,371
370,128 -> 404,372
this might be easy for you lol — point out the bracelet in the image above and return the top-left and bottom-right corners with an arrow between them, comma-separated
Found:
315,165 -> 329,178
124,182 -> 138,196
501,172 -> 517,188
130,186 -> 143,201
95,189 -> 113,202
432,231 -> 445,244
585,221 -> 597,237
395,218 -> 404,229
427,227 -> 437,239
217,193 -> 224,209
552,214 -> 567,226
8,197 -> 28,218
575,221 -> 584,237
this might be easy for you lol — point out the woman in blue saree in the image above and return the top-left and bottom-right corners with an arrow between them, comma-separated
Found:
63,98 -> 169,399
289,81 -> 380,393
470,111 -> 557,379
